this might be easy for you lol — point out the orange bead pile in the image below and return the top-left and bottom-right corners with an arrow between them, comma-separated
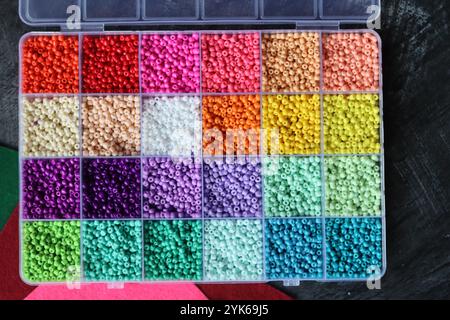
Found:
82,35 -> 139,93
262,32 -> 320,93
201,33 -> 260,93
203,95 -> 260,156
22,35 -> 79,94
323,33 -> 380,91
263,95 -> 321,155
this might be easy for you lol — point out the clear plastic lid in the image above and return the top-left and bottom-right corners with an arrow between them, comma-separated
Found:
20,0 -> 380,27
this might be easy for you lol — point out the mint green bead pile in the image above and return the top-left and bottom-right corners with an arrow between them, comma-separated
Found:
263,156 -> 322,217
326,218 -> 383,278
204,220 -> 263,281
144,220 -> 202,281
325,156 -> 381,216
22,221 -> 80,283
82,220 -> 142,281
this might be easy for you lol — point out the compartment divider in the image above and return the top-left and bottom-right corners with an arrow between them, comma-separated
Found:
199,32 -> 206,282
78,33 -> 84,282
138,31 -> 145,281
259,30 -> 266,281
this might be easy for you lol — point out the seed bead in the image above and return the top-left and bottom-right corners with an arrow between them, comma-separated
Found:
82,220 -> 142,281
326,218 -> 383,278
204,219 -> 263,281
22,221 -> 80,283
263,94 -> 321,155
324,94 -> 380,154
262,32 -> 320,92
144,220 -> 202,280
22,35 -> 79,94
263,156 -> 322,217
203,95 -> 260,156
325,156 -> 382,217
265,219 -> 323,279
22,96 -> 80,157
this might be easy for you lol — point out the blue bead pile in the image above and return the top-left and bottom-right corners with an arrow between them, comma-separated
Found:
265,219 -> 323,279
326,218 -> 383,278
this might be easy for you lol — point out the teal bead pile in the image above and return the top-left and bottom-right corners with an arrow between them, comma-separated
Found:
22,221 -> 80,283
204,220 -> 263,281
325,156 -> 381,216
82,220 -> 142,281
263,156 -> 322,217
144,220 -> 202,280
326,218 -> 383,278
265,219 -> 323,279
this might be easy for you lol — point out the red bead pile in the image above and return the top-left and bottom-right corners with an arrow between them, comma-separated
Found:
201,33 -> 260,93
82,35 -> 139,93
141,33 -> 200,93
22,35 -> 79,94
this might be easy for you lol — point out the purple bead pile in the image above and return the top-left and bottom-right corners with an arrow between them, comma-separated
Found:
142,158 -> 202,219
204,158 -> 262,218
82,158 -> 141,219
22,159 -> 80,220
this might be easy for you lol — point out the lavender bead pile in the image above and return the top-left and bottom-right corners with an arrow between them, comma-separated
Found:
203,158 -> 262,218
82,158 -> 141,219
142,158 -> 202,219
22,159 -> 80,220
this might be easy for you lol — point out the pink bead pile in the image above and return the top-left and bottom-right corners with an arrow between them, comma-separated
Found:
201,33 -> 260,93
141,33 -> 201,93
323,33 -> 380,92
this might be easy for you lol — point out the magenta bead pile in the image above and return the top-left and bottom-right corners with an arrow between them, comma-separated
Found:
22,159 -> 80,220
203,158 -> 262,218
82,158 -> 141,219
141,34 -> 200,93
142,158 -> 202,219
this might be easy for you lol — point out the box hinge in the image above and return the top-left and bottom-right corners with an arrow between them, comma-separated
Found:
296,21 -> 340,30
283,280 -> 301,287
60,23 -> 105,32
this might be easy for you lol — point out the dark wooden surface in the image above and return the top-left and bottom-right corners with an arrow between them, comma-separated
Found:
0,0 -> 449,299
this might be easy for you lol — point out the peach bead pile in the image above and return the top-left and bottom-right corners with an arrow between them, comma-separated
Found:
141,34 -> 200,93
203,95 -> 260,156
22,35 -> 79,94
263,32 -> 320,92
323,33 -> 380,91
202,33 -> 260,93
324,94 -> 380,154
20,30 -> 384,284
263,94 -> 321,155
22,96 -> 80,157
82,95 -> 140,156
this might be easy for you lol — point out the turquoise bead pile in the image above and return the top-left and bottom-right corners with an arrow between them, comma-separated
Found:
82,220 -> 142,281
265,219 -> 323,279
263,156 -> 322,217
326,218 -> 383,278
144,220 -> 202,280
22,221 -> 80,283
204,220 -> 263,281
325,156 -> 382,216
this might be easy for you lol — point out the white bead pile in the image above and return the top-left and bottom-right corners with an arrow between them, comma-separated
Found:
22,96 -> 80,157
142,96 -> 201,157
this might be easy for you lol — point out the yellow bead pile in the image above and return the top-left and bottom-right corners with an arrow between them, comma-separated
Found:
263,94 -> 320,155
324,94 -> 380,154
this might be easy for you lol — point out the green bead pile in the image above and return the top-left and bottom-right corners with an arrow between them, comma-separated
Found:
144,220 -> 202,281
204,219 -> 263,281
22,221 -> 80,283
325,156 -> 381,216
263,156 -> 322,217
82,220 -> 142,281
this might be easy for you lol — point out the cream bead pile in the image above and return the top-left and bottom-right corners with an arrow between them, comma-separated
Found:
142,96 -> 201,156
22,96 -> 80,157
82,95 -> 141,156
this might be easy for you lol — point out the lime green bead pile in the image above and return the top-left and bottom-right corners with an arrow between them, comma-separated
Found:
22,221 -> 80,283
263,156 -> 322,217
82,220 -> 142,281
204,220 -> 263,281
325,156 -> 381,216
144,220 -> 202,281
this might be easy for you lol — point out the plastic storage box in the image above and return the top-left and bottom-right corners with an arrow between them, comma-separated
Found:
19,0 -> 386,285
